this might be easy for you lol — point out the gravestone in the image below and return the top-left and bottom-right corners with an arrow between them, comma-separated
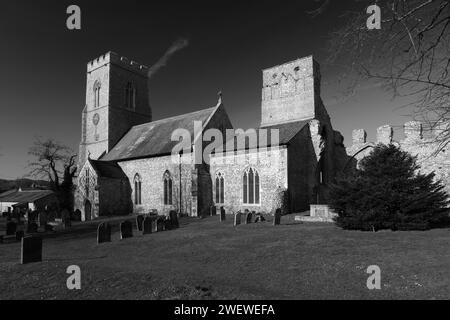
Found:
245,211 -> 253,224
26,222 -> 38,234
254,213 -> 266,223
151,217 -> 158,233
45,224 -> 54,232
136,215 -> 144,231
120,221 -> 133,239
156,217 -> 165,232
220,207 -> 226,222
16,230 -> 25,241
142,217 -> 152,235
169,211 -> 179,229
234,212 -> 241,226
164,217 -> 173,230
6,221 -> 17,235
210,206 -> 216,216
21,236 -> 42,264
273,209 -> 281,226
61,209 -> 71,229
97,222 -> 112,244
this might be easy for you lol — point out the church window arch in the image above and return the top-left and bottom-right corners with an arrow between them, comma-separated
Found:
215,172 -> 225,204
93,81 -> 101,108
163,171 -> 173,205
243,167 -> 260,205
134,173 -> 142,205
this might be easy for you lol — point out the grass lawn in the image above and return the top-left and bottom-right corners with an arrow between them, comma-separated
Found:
0,214 -> 449,300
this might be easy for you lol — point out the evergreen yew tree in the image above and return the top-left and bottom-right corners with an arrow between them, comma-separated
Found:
330,144 -> 450,231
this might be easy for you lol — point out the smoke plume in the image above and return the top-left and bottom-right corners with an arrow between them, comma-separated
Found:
147,38 -> 189,79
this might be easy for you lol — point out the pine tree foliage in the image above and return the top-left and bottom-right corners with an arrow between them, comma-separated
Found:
330,144 -> 450,231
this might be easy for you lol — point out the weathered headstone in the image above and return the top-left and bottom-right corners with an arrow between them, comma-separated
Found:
21,236 -> 42,264
254,213 -> 266,223
61,209 -> 71,229
6,221 -> 17,235
210,206 -> 216,216
234,211 -> 241,226
136,215 -> 144,231
220,207 -> 226,222
16,230 -> 25,241
120,221 -> 133,239
156,217 -> 165,232
97,222 -> 112,244
245,211 -> 253,224
142,217 -> 152,235
26,222 -> 38,234
273,209 -> 281,226
169,211 -> 179,229
151,217 -> 158,233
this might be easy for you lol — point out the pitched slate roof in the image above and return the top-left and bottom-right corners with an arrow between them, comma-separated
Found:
88,159 -> 128,179
102,106 -> 219,161
224,120 -> 309,151
0,189 -> 54,204
101,106 -> 219,161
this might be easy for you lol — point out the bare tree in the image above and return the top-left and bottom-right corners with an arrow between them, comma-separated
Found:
28,137 -> 77,210
315,0 -> 450,151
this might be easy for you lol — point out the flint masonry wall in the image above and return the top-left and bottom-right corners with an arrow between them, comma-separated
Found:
210,146 -> 288,214
347,121 -> 450,196
118,155 -> 194,216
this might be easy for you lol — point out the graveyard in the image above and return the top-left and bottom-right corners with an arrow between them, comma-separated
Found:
1,212 -> 450,300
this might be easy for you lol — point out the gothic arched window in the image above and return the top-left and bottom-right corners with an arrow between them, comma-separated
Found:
125,82 -> 136,110
163,171 -> 173,205
243,168 -> 260,204
134,174 -> 142,205
93,81 -> 101,108
215,172 -> 224,204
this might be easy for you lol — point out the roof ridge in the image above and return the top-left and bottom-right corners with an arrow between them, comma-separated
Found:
131,106 -> 217,130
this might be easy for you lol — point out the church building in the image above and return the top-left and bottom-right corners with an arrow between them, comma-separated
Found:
75,52 -> 349,221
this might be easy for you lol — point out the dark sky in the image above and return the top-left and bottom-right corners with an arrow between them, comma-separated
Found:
0,0 -> 413,179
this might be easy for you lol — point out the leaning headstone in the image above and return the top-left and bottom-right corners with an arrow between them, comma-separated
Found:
169,211 -> 179,229
6,221 -> 17,235
136,215 -> 144,231
245,211 -> 253,224
16,230 -> 25,241
97,222 -> 112,244
234,211 -> 241,226
120,221 -> 133,239
273,209 -> 281,226
142,217 -> 153,235
210,206 -> 216,216
156,217 -> 165,232
220,207 -> 226,222
26,222 -> 38,234
21,236 -> 42,264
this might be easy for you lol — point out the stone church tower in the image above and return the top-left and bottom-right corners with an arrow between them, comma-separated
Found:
78,52 -> 152,167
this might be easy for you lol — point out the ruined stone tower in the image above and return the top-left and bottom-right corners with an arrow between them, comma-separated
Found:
78,52 -> 152,167
261,56 -> 321,127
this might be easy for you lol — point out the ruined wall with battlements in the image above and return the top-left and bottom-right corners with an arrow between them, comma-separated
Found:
347,121 -> 450,196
